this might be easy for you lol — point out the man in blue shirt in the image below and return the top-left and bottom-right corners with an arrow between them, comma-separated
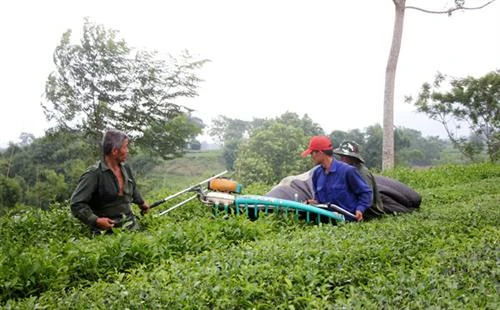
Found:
302,136 -> 372,222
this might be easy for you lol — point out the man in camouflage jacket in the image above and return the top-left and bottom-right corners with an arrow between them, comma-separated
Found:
71,129 -> 149,234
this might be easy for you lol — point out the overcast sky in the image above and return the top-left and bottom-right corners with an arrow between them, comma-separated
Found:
0,0 -> 499,147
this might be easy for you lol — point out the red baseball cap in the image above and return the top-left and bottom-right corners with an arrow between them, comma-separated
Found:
301,136 -> 333,157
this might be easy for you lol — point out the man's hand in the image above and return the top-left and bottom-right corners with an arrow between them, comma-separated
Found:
355,210 -> 363,222
140,202 -> 150,215
305,199 -> 318,205
96,217 -> 115,230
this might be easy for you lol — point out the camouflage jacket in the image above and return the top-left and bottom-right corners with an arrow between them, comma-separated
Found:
70,160 -> 144,226
355,163 -> 385,216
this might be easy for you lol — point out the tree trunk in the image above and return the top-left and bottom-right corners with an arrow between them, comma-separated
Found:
383,0 -> 406,170
6,147 -> 15,178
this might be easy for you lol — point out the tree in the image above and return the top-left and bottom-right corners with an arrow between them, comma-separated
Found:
135,114 -> 201,159
209,116 -> 253,170
27,169 -> 68,210
188,139 -> 202,151
211,112 -> 324,172
42,18 -> 207,157
209,116 -> 251,145
18,133 -> 35,147
234,122 -> 311,185
395,128 -> 445,166
0,175 -> 22,212
328,129 -> 365,149
232,112 -> 324,185
364,124 -> 384,169
274,112 -> 324,137
1,128 -> 95,207
363,124 -> 433,169
408,70 -> 499,162
382,0 -> 495,170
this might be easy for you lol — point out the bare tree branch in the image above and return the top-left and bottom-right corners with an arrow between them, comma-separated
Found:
406,0 -> 496,15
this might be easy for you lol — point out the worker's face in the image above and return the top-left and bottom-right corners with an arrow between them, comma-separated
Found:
310,150 -> 324,165
339,155 -> 353,165
113,139 -> 129,163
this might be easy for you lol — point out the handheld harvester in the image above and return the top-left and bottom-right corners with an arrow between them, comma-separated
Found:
146,171 -> 348,224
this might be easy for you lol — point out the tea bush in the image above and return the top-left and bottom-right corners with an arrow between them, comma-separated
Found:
1,163 -> 499,309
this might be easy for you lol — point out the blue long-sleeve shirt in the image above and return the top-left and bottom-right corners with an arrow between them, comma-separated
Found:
312,160 -> 372,218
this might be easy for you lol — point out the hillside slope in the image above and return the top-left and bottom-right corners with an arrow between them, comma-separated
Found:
1,162 -> 499,308
138,150 -> 227,193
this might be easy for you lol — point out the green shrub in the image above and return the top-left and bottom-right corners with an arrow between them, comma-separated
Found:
0,175 -> 22,211
381,162 -> 500,189
1,163 -> 499,308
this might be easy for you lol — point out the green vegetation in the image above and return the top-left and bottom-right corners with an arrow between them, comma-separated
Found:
1,162 -> 498,308
409,70 -> 500,162
137,150 -> 227,193
1,14 -> 497,309
0,110 -> 486,211
210,112 -> 473,186
43,19 -> 206,157
0,127 -> 223,210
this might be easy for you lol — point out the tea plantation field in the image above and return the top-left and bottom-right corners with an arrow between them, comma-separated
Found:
1,163 -> 499,309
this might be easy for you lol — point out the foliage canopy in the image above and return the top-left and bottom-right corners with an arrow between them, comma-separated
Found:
409,70 -> 499,162
42,18 -> 207,158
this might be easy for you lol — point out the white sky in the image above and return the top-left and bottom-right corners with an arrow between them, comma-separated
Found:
0,0 -> 499,147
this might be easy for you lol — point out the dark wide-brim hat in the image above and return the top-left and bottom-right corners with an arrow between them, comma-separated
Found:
333,141 -> 365,163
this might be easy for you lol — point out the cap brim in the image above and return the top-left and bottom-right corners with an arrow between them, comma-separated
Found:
301,149 -> 313,157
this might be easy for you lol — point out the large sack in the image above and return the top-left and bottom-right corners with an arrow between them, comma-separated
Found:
374,175 -> 422,213
266,169 -> 422,215
265,168 -> 315,201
